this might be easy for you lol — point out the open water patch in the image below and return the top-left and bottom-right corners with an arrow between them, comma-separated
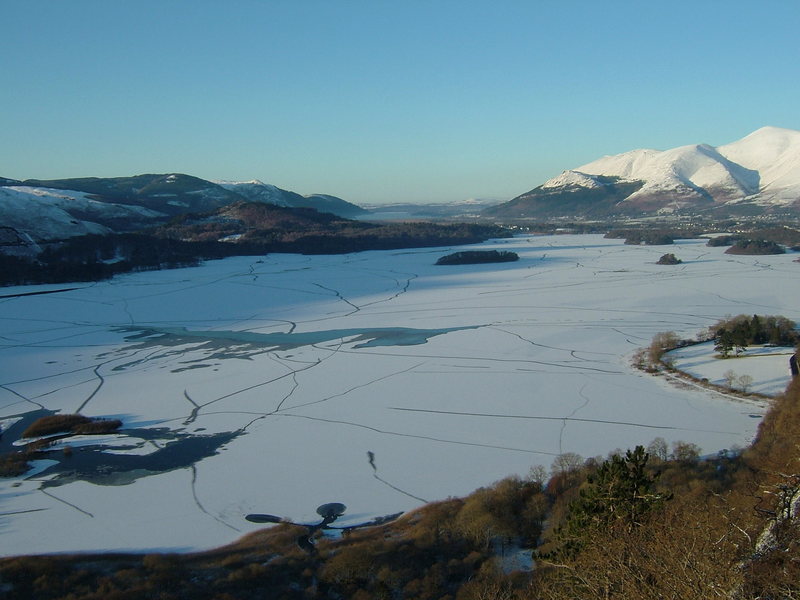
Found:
116,325 -> 478,354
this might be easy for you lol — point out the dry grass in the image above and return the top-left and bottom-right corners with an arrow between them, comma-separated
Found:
21,414 -> 121,438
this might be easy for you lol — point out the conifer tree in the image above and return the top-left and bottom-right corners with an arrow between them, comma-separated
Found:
549,446 -> 670,558
715,328 -> 734,358
750,314 -> 764,344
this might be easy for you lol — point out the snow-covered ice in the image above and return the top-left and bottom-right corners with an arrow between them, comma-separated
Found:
0,234 -> 796,556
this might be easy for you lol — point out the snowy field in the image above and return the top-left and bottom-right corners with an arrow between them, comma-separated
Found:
668,342 -> 795,397
1,234 -> 797,556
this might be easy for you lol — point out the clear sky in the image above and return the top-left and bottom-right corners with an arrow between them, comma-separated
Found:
2,1 -> 799,205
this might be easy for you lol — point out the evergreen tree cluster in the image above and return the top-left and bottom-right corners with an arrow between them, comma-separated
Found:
0,234 -> 241,286
605,229 -> 676,245
656,252 -> 681,265
546,446 -> 670,559
712,314 -> 797,358
435,250 -> 519,265
0,212 -> 511,287
724,239 -> 785,255
706,234 -> 744,247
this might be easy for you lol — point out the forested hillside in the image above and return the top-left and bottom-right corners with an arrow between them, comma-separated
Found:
0,203 -> 509,286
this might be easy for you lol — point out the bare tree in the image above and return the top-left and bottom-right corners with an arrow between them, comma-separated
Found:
737,374 -> 753,393
723,369 -> 738,388
648,331 -> 680,365
646,437 -> 669,462
550,452 -> 584,478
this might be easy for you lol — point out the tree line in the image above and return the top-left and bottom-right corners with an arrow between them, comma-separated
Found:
0,208 -> 511,286
711,314 -> 797,358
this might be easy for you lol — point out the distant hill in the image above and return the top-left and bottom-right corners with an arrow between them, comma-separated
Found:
362,198 -> 501,221
154,201 -> 507,254
486,126 -> 800,219
216,180 -> 367,218
0,199 -> 510,285
20,173 -> 243,216
0,173 -> 366,245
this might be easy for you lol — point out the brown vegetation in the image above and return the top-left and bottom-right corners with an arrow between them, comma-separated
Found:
0,450 -> 32,477
21,414 -> 122,438
1,414 -> 122,479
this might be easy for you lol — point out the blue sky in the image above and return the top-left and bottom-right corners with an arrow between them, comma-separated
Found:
2,1 -> 799,204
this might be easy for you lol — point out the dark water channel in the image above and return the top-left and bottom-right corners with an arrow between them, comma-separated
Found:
117,324 -> 478,353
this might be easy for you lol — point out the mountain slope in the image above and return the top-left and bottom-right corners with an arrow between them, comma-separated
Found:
0,174 -> 366,245
21,174 -> 246,216
717,126 -> 800,204
488,126 -> 800,219
484,174 -> 645,219
0,186 -> 163,241
217,180 -> 366,218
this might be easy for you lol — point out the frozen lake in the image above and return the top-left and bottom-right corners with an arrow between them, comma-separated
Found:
0,234 -> 795,555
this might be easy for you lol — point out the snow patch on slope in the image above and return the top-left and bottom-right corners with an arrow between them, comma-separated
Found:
215,180 -> 292,207
541,170 -> 611,189
0,186 -> 164,241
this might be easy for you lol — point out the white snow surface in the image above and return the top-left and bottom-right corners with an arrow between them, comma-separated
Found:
0,186 -> 164,241
215,179 -> 292,207
539,126 -> 800,206
0,234 -> 795,556
718,126 -> 800,201
668,342 -> 795,398
540,170 -> 606,190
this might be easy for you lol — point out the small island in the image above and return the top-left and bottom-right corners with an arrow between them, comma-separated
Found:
435,250 -> 519,265
725,239 -> 785,255
656,253 -> 682,265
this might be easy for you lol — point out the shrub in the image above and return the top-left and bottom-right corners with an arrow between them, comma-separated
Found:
671,441 -> 701,463
21,414 -> 122,438
22,414 -> 92,438
0,451 -> 31,477
648,331 -> 680,364
73,419 -> 123,435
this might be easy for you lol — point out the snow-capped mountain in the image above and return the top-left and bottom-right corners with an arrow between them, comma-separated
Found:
486,126 -> 800,218
0,174 -> 365,247
717,126 -> 800,205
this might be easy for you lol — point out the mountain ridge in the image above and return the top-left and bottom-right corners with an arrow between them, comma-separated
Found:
0,173 -> 365,247
487,126 -> 800,219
